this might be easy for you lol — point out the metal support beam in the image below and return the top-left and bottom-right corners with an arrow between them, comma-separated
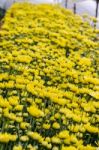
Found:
73,3 -> 76,14
96,0 -> 99,18
65,0 -> 68,8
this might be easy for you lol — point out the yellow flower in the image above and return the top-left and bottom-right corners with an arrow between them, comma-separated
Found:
79,145 -> 96,150
93,101 -> 99,109
52,146 -> 59,150
15,83 -> 25,89
52,97 -> 66,106
72,114 -> 81,123
43,123 -> 50,130
16,55 -> 32,63
27,105 -> 44,118
8,113 -> 16,121
13,145 -> 23,150
54,113 -> 61,119
47,143 -> 52,149
81,115 -> 89,124
20,122 -> 30,129
20,135 -> 29,142
62,146 -> 77,150
14,105 -> 23,111
8,96 -> 19,106
0,73 -> 8,81
27,131 -> 43,142
0,133 -> 17,143
59,108 -> 73,119
0,133 -> 10,143
0,96 -> 10,108
72,125 -> 80,133
27,144 -> 37,150
45,137 -> 51,142
41,141 -> 48,147
10,135 -> 18,142
84,76 -> 99,85
58,130 -> 69,139
84,124 -> 99,133
52,122 -> 60,129
89,91 -> 99,99
45,108 -> 50,114
5,81 -> 14,88
51,136 -> 61,144
79,57 -> 91,66
16,76 -> 29,84
64,138 -> 71,145
0,108 -> 2,113
35,98 -> 42,104
84,145 -> 96,150
70,134 -> 78,143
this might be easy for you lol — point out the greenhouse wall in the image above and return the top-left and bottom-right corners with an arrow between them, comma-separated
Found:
0,0 -> 57,9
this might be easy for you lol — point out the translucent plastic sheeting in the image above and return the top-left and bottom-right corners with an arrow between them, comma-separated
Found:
0,0 -> 57,9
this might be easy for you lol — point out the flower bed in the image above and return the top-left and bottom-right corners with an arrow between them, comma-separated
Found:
0,3 -> 99,150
